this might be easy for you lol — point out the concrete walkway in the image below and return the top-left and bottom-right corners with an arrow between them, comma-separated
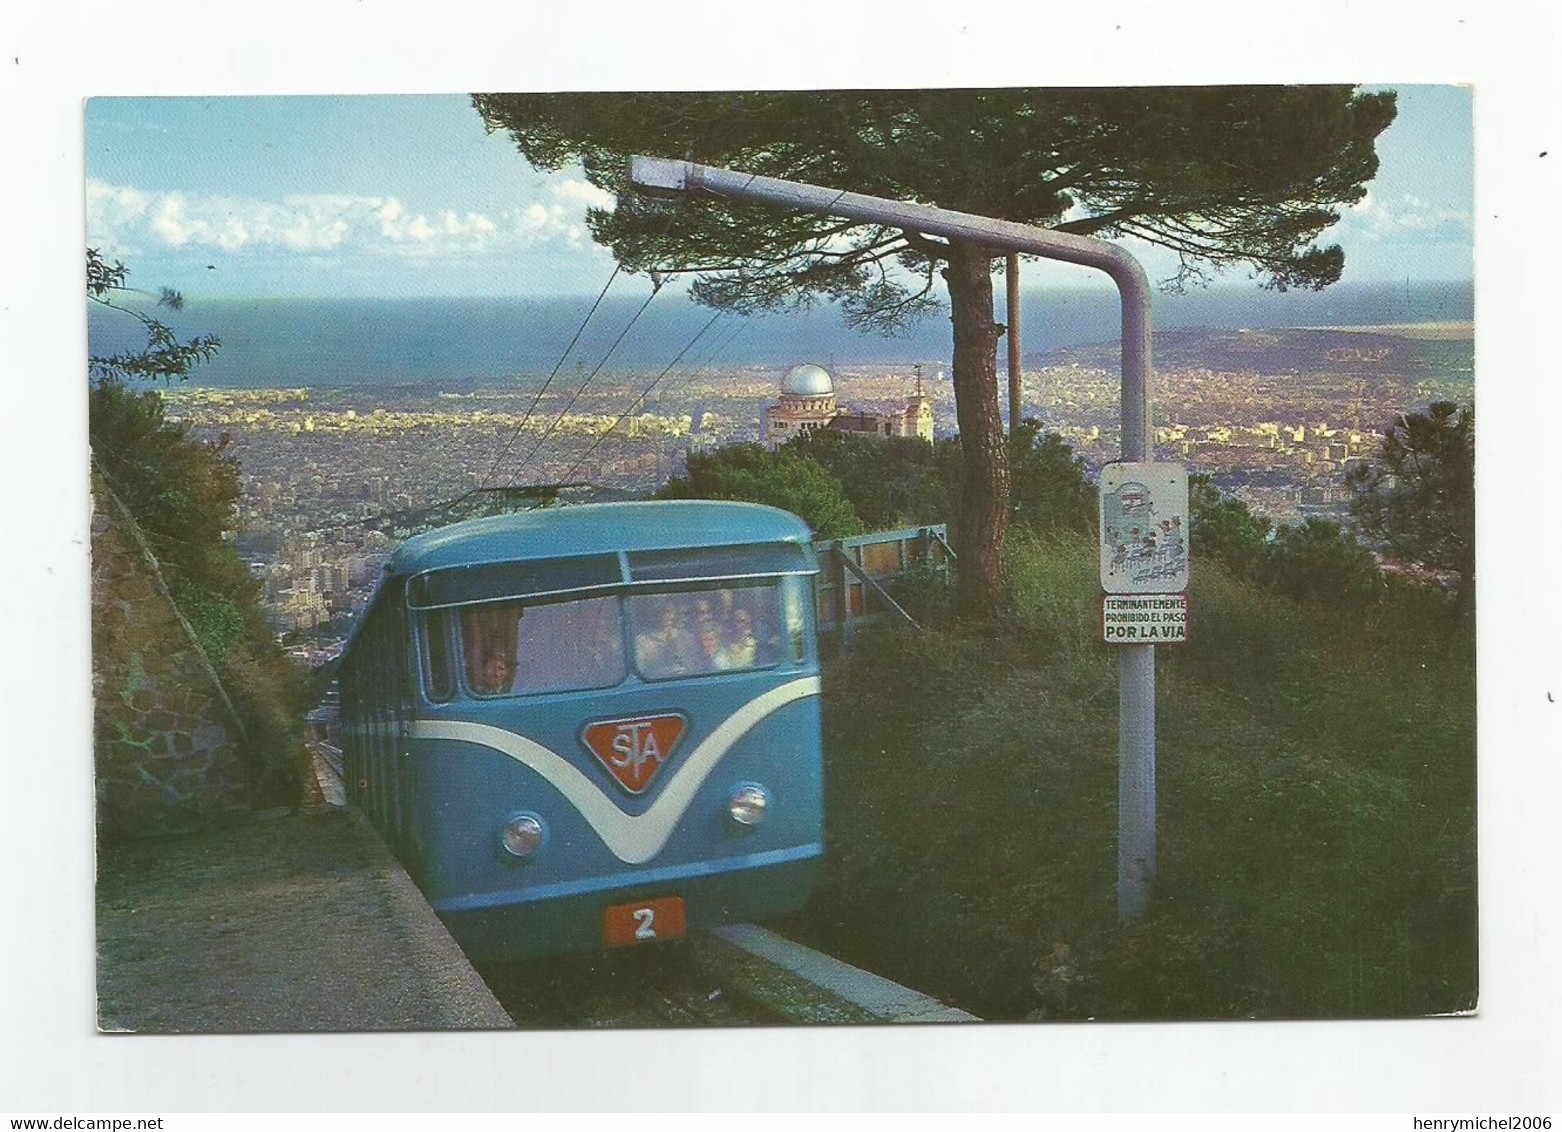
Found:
95,805 -> 513,1033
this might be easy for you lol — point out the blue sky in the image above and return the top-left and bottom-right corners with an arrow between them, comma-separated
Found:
85,87 -> 1474,301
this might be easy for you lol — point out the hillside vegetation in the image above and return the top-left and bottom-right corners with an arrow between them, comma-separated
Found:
90,251 -> 310,830
785,532 -> 1476,1020
656,420 -> 1480,1019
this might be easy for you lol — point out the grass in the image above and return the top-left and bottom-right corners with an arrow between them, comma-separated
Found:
783,532 -> 1476,1020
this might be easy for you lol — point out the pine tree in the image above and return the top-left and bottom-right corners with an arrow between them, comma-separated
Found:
1347,401 -> 1475,614
473,87 -> 1396,615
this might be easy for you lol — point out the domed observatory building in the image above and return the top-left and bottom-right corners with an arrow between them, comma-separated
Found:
762,363 -> 840,448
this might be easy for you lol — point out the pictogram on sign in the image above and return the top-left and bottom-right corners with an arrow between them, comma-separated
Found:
1100,462 -> 1189,594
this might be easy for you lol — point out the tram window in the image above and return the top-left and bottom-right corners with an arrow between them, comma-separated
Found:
782,577 -> 809,662
631,583 -> 783,680
409,554 -> 621,609
422,610 -> 455,702
460,596 -> 626,697
628,543 -> 809,584
462,602 -> 520,695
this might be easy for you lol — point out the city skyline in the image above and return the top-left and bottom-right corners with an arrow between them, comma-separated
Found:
163,319 -> 1471,661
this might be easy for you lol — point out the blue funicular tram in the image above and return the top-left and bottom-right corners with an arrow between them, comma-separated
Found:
338,500 -> 824,960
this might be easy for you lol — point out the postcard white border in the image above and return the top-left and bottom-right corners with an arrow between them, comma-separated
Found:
4,0 -> 1557,1114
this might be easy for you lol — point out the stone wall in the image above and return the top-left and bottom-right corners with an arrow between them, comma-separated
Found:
91,488 -> 250,838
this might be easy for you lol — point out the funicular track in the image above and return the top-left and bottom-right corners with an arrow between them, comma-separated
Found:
309,741 -> 976,1028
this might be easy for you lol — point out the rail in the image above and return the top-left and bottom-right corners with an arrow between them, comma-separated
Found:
308,740 -> 346,807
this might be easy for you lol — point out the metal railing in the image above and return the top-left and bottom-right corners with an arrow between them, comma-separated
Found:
813,524 -> 954,638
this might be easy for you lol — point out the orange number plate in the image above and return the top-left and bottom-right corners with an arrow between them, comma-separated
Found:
603,896 -> 687,948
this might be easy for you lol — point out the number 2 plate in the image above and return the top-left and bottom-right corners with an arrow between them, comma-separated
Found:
603,896 -> 687,948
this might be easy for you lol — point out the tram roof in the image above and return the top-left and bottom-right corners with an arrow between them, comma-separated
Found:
387,500 -> 815,577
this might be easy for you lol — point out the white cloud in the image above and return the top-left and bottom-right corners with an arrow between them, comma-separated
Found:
86,179 -> 151,237
552,178 -> 616,211
83,179 -> 578,261
1342,190 -> 1472,242
1388,193 -> 1471,234
151,194 -> 192,246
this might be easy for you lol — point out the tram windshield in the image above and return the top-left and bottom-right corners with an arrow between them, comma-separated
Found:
630,583 -> 783,681
436,577 -> 807,698
460,595 -> 625,696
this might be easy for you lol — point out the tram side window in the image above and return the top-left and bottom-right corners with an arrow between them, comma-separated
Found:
783,576 -> 809,662
460,596 -> 626,697
422,610 -> 455,702
632,583 -> 783,680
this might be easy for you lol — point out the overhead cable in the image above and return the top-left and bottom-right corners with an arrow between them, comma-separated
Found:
479,262 -> 623,491
505,275 -> 666,485
561,309 -> 724,483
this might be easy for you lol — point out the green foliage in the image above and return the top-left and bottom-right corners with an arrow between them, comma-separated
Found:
89,382 -> 246,593
787,536 -> 1475,1020
1188,472 -> 1273,580
88,249 -> 221,384
656,443 -> 865,538
1180,550 -> 1321,687
782,429 -> 953,529
1005,529 -> 1115,671
885,562 -> 957,626
1347,401 -> 1475,601
1259,517 -> 1385,611
473,87 -> 1397,306
1188,477 -> 1386,614
1007,420 -> 1096,537
473,88 -> 1397,615
219,649 -> 311,807
782,420 -> 1093,540
179,585 -> 245,667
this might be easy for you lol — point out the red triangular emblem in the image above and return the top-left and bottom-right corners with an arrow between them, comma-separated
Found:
582,714 -> 687,794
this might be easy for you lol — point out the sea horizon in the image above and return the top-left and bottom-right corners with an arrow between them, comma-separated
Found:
88,280 -> 1474,391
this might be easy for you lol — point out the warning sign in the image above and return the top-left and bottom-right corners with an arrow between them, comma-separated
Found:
1100,462 -> 1189,594
1102,593 -> 1188,644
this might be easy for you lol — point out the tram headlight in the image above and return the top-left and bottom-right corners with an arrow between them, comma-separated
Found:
727,784 -> 769,827
500,813 -> 545,858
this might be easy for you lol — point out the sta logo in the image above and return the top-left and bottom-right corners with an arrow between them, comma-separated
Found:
581,714 -> 687,794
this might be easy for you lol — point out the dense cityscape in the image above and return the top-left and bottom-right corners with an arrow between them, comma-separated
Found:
159,322 -> 1472,663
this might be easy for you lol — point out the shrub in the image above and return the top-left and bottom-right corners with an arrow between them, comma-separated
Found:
1007,421 -> 1096,538
885,561 -> 956,626
784,429 -> 953,530
1259,517 -> 1384,611
1188,473 -> 1272,580
787,534 -> 1476,1021
219,649 -> 310,809
657,443 -> 865,538
89,254 -> 310,815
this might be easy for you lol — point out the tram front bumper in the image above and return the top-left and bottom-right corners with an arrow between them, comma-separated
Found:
430,844 -> 822,962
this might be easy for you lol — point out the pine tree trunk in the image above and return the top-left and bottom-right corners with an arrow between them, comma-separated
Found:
943,241 -> 1010,618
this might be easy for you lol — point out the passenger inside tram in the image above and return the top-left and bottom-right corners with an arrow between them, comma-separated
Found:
463,602 -> 521,695
637,603 -> 700,677
635,586 -> 780,677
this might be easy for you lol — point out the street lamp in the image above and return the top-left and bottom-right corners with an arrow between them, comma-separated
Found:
628,156 -> 1160,919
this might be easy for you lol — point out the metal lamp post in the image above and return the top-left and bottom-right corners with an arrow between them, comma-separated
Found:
628,156 -> 1158,918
